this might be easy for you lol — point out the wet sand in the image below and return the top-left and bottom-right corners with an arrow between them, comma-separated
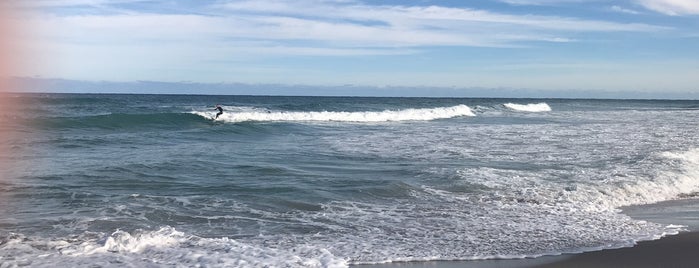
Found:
356,198 -> 699,268
535,231 -> 699,268
355,231 -> 699,268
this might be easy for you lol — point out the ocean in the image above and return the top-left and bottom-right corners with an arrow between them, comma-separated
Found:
1,94 -> 698,267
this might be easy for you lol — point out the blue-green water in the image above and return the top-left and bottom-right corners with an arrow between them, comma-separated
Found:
1,94 -> 698,267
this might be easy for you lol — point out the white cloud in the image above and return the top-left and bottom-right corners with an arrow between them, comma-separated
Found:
210,0 -> 668,51
498,0 -> 589,5
28,2 -> 668,59
22,0 -> 149,7
28,0 -> 670,52
636,0 -> 699,15
18,0 -> 682,86
220,1 -> 665,32
611,5 -> 642,14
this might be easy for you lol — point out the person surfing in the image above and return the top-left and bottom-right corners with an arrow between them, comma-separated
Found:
214,104 -> 223,119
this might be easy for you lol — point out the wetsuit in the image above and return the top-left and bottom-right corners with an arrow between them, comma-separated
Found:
215,106 -> 223,119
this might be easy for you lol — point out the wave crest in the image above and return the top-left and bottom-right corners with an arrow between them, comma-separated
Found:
192,105 -> 475,123
504,103 -> 551,112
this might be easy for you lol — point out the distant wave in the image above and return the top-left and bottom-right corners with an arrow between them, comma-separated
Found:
503,103 -> 551,112
191,105 -> 475,123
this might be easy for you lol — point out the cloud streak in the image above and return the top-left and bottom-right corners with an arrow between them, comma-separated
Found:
29,0 -> 669,53
611,5 -> 643,15
636,0 -> 699,15
497,0 -> 591,6
16,0 -> 695,92
22,0 -> 150,8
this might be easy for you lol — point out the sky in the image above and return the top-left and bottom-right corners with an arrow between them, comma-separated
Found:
9,0 -> 699,96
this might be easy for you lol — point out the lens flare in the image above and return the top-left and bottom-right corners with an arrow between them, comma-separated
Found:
1,1 -> 27,203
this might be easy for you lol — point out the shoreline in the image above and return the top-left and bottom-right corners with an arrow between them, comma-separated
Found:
355,231 -> 699,268
355,198 -> 699,268
533,231 -> 699,268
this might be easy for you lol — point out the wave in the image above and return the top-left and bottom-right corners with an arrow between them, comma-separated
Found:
379,148 -> 699,264
35,104 -> 475,131
504,102 -> 551,112
0,227 -> 347,268
458,148 -> 699,211
191,105 -> 475,123
2,149 -> 696,267
574,148 -> 699,210
36,112 -> 209,130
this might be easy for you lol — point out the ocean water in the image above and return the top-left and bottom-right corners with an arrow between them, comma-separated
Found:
1,94 -> 698,267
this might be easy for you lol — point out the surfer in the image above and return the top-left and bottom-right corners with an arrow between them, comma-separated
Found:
214,104 -> 223,119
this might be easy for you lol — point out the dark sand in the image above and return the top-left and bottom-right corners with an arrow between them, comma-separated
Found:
535,231 -> 699,268
356,232 -> 699,268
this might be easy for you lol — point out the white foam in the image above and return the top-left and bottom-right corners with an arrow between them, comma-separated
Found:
367,148 -> 699,264
191,105 -> 475,123
315,119 -> 699,264
4,145 -> 696,267
504,102 -> 552,112
1,227 -> 348,268
456,148 -> 699,211
587,148 -> 699,209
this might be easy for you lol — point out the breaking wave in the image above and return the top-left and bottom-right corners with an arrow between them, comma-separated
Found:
191,105 -> 475,123
0,227 -> 347,268
504,102 -> 552,112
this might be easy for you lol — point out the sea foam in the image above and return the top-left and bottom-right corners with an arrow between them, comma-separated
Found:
1,227 -> 347,268
192,105 -> 475,123
2,149 -> 696,267
504,102 -> 552,112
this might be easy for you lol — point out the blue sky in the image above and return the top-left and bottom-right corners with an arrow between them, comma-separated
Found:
14,0 -> 699,96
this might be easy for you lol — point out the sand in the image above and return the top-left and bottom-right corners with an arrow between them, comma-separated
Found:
355,231 -> 699,268
534,231 -> 699,268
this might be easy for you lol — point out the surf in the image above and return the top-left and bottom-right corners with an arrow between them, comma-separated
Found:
8,94 -> 699,267
503,102 -> 552,112
191,104 -> 475,123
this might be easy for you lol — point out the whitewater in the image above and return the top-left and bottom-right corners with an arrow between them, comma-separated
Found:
1,95 -> 698,267
191,104 -> 475,123
503,102 -> 551,112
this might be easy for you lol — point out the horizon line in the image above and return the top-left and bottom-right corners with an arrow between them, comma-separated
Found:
11,77 -> 699,100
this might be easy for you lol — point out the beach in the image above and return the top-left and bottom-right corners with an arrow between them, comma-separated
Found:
536,198 -> 699,268
539,197 -> 699,268
357,231 -> 699,268
357,198 -> 699,268
536,231 -> 699,268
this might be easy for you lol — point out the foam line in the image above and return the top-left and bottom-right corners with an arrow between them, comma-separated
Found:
504,102 -> 551,112
192,105 -> 475,123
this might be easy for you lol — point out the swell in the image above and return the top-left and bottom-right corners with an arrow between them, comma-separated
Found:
35,112 -> 209,130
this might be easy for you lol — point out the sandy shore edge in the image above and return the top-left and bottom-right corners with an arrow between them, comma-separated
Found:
354,231 -> 699,268
533,231 -> 699,268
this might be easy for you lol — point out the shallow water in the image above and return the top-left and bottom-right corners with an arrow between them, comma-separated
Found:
1,94 -> 698,267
